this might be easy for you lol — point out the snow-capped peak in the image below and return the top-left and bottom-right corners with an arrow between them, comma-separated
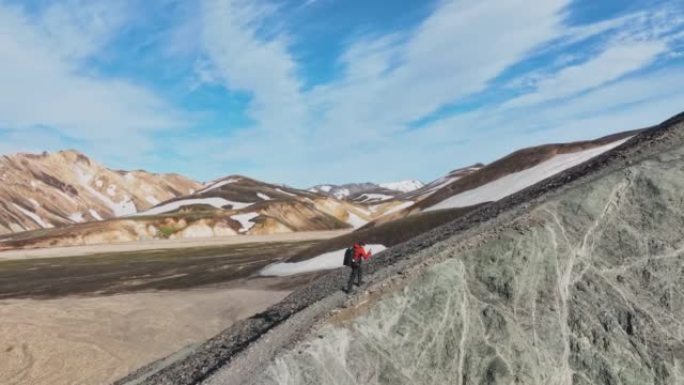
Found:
379,180 -> 424,193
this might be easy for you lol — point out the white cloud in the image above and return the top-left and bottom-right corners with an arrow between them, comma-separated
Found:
199,0 -> 306,137
310,0 -> 570,134
3,0 -> 682,188
504,40 -> 667,108
166,0 -> 684,185
191,0 -> 573,183
0,1 -> 187,158
398,65 -> 684,176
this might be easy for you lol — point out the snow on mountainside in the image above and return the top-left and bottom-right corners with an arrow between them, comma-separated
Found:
1,174 -> 411,249
309,183 -> 376,200
411,131 -> 639,214
365,131 -> 639,226
0,150 -> 200,234
310,181 -> 413,202
425,138 -> 631,211
260,244 -> 387,277
378,180 -> 424,193
0,129 -> 640,249
139,175 -> 394,233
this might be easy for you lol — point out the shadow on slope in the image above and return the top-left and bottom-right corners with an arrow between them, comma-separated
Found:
286,205 -> 485,263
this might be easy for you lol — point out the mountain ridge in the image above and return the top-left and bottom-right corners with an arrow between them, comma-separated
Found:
0,150 -> 200,234
0,129 -> 642,248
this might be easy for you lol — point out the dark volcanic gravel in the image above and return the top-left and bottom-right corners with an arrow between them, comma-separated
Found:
115,112 -> 684,385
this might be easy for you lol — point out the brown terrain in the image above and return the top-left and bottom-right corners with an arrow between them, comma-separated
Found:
1,287 -> 289,385
0,175 -> 412,250
1,131 -> 639,251
0,230 -> 343,385
0,150 -> 200,234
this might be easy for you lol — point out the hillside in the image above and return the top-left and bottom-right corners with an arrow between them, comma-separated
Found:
119,113 -> 684,385
0,131 -> 641,250
0,175 -> 412,249
367,130 -> 639,226
0,150 -> 200,234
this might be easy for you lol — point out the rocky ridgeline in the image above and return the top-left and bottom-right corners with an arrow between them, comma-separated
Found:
251,116 -> 684,384
117,112 -> 684,385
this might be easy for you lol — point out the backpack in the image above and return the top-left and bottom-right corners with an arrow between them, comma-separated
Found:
343,247 -> 354,266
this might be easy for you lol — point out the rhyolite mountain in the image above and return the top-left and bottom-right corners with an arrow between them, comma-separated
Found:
0,130 -> 640,249
0,150 -> 199,234
0,174 -> 412,249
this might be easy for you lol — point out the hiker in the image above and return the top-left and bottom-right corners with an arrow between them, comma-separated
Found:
346,242 -> 372,292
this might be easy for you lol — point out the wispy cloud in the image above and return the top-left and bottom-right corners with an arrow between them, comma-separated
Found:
312,0 -> 570,133
1,0 -> 683,186
186,0 -> 684,185
0,1 -> 188,160
504,40 -> 667,108
189,0 -> 575,182
198,0 -> 306,136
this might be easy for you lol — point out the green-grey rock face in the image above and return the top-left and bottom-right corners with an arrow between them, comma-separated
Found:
256,132 -> 684,384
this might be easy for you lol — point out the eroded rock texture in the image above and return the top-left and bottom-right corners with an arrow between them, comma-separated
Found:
257,137 -> 684,384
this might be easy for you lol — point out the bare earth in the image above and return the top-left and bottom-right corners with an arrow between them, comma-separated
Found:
0,287 -> 289,385
0,230 -> 349,261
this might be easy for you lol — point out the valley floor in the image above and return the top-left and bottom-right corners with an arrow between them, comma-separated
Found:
0,230 -> 349,261
0,234 -> 337,385
0,286 -> 289,385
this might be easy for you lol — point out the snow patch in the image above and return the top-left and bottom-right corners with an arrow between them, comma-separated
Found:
231,212 -> 260,233
333,188 -> 351,199
257,193 -> 271,200
69,212 -> 84,223
358,193 -> 393,202
95,180 -> 104,188
74,167 -> 137,216
380,180 -> 424,193
260,245 -> 387,277
198,178 -> 238,193
424,176 -> 461,196
89,209 -> 103,221
13,203 -> 52,228
137,197 -> 252,216
276,188 -> 297,197
426,138 -> 631,211
346,212 -> 368,228
106,185 -> 117,197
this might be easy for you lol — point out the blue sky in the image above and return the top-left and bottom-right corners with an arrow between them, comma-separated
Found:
0,0 -> 683,187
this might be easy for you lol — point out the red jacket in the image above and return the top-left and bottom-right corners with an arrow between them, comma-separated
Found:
353,243 -> 372,262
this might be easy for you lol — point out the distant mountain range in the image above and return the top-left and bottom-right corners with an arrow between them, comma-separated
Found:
308,180 -> 424,202
0,129 -> 640,249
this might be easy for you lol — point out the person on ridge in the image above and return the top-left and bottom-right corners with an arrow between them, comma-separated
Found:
347,241 -> 372,293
